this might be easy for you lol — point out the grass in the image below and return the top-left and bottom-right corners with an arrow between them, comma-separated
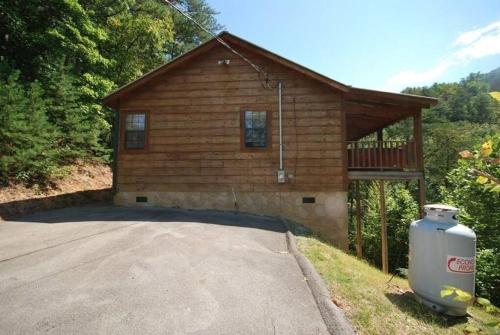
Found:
291,227 -> 499,335
489,91 -> 500,102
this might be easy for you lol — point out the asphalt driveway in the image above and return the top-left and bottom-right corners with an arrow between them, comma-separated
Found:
0,206 -> 329,335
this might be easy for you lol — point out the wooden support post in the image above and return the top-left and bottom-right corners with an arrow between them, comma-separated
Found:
379,180 -> 389,273
418,176 -> 426,219
377,129 -> 383,168
413,113 -> 424,170
413,112 -> 426,217
355,180 -> 362,258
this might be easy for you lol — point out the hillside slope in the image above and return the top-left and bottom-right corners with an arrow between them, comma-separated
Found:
292,228 -> 499,335
0,163 -> 112,219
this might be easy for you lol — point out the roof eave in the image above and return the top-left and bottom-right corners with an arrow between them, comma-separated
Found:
348,87 -> 439,108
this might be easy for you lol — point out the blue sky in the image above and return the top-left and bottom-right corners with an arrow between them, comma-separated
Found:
208,0 -> 500,92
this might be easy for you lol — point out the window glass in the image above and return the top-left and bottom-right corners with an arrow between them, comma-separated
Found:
125,113 -> 146,149
126,114 -> 145,131
244,111 -> 267,148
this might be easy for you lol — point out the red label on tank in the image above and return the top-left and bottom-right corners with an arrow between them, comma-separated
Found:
446,255 -> 475,273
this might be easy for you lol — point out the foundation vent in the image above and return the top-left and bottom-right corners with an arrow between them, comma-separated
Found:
136,196 -> 148,203
302,197 -> 315,204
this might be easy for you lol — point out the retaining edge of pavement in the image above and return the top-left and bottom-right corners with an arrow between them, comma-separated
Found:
283,220 -> 355,335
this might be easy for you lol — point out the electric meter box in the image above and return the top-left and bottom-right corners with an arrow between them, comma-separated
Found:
408,204 -> 476,316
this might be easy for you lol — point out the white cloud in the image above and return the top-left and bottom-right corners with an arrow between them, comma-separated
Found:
453,21 -> 500,47
384,20 -> 500,92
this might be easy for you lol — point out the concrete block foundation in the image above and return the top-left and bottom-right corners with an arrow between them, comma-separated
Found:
114,191 -> 348,250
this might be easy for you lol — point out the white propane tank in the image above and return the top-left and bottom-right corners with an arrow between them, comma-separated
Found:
408,204 -> 476,316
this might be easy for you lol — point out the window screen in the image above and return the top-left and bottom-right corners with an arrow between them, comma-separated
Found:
244,111 -> 267,148
125,113 -> 146,149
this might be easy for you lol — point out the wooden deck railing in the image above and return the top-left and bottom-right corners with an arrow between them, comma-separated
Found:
347,140 -> 418,171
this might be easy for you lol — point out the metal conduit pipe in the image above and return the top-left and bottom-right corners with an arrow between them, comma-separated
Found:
278,81 -> 285,183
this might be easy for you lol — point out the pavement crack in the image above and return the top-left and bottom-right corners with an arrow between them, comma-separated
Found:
0,222 -> 141,264
0,251 -> 121,293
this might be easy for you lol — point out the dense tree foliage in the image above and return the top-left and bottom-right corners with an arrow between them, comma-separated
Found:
442,137 -> 500,304
422,122 -> 497,202
403,72 -> 499,124
0,72 -> 60,185
443,137 -> 500,251
0,0 -> 221,185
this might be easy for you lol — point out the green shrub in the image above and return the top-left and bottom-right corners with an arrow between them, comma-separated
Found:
475,249 -> 500,304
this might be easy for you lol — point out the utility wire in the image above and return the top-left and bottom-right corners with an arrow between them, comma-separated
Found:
163,0 -> 272,87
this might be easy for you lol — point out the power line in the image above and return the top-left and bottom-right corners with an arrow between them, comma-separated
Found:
164,1 -> 265,76
163,0 -> 275,89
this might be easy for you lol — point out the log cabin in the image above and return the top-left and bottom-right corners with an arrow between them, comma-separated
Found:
103,31 -> 437,251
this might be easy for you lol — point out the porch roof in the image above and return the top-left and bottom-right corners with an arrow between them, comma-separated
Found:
344,87 -> 437,141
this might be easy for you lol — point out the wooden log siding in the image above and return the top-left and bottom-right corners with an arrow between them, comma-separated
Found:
117,44 -> 345,193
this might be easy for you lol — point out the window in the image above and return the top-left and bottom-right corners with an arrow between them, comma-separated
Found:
124,113 -> 146,150
243,111 -> 268,148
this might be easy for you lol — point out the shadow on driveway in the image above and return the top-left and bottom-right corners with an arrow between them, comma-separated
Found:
8,205 -> 287,233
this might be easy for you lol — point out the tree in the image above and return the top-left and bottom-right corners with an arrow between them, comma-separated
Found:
0,72 -> 60,185
353,182 -> 418,272
95,0 -> 175,86
423,122 -> 497,202
442,137 -> 500,251
0,0 -> 108,80
45,63 -> 107,162
166,0 -> 223,59
0,0 -> 114,157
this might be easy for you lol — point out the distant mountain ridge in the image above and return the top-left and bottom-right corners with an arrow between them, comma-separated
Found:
485,67 -> 500,91
402,66 -> 500,124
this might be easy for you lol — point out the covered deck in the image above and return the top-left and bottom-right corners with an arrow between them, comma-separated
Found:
344,87 -> 436,175
343,87 -> 437,273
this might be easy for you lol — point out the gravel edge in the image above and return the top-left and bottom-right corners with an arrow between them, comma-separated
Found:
283,220 -> 355,335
